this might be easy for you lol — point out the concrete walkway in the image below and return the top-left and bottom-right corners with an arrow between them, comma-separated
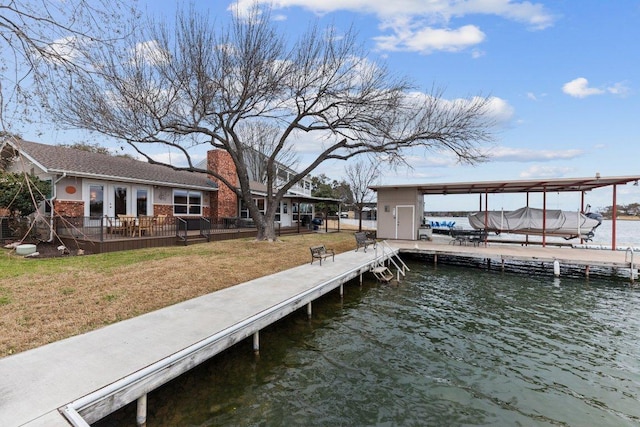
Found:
0,247 -> 393,426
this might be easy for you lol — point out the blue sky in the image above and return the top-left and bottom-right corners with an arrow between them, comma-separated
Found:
16,0 -> 640,211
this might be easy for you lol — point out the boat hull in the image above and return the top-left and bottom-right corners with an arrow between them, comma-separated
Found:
468,207 -> 602,240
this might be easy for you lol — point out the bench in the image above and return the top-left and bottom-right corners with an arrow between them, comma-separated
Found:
310,245 -> 335,265
450,228 -> 487,246
354,231 -> 377,252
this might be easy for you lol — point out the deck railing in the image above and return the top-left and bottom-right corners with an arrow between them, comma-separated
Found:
52,216 -> 283,242
55,216 -> 179,242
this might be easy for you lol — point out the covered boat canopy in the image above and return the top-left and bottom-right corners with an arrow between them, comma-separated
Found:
468,207 -> 602,240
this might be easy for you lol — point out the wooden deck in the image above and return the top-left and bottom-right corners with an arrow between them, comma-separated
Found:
58,226 -> 313,254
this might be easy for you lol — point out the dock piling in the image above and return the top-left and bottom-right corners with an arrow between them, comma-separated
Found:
136,394 -> 147,427
253,331 -> 260,352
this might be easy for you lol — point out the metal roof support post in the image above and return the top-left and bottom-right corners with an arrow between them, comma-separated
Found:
526,192 -> 530,246
484,191 -> 489,245
580,191 -> 586,245
542,189 -> 547,247
612,185 -> 617,250
483,191 -> 488,228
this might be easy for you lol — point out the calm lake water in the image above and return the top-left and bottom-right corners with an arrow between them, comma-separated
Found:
96,258 -> 640,426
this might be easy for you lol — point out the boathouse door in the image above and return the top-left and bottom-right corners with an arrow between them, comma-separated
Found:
395,205 -> 415,240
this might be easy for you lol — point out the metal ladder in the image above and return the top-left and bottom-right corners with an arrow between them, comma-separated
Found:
625,247 -> 636,285
372,241 -> 410,282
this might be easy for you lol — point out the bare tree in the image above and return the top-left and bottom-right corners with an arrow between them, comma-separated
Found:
345,159 -> 380,231
238,122 -> 298,184
0,0 -> 136,133
0,1 -> 135,243
40,6 -> 495,241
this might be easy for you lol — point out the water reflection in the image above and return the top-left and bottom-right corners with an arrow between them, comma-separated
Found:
95,263 -> 640,426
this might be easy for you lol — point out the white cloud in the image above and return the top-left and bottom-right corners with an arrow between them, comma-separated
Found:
486,146 -> 583,162
230,0 -> 555,54
562,77 -> 630,99
374,23 -> 485,54
484,96 -> 515,124
562,77 -> 604,98
44,36 -> 86,64
149,149 -> 206,168
408,92 -> 514,125
607,81 -> 630,97
471,49 -> 485,59
130,40 -> 171,66
519,165 -> 575,178
231,0 -> 554,27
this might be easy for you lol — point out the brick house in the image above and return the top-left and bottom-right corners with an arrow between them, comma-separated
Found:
1,139 -> 218,221
2,139 -> 328,235
205,150 -> 325,228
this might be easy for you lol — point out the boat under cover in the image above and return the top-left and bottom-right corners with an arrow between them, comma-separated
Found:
468,207 -> 602,240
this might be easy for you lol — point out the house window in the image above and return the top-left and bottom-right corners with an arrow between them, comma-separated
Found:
114,186 -> 128,216
275,201 -> 288,222
293,202 -> 313,224
40,179 -> 53,214
240,198 -> 266,219
136,189 -> 148,216
89,184 -> 104,219
173,190 -> 202,215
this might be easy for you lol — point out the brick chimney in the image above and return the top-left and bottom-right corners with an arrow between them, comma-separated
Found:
207,149 -> 239,221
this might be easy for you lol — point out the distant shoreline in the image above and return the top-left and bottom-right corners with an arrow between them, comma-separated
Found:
616,215 -> 640,221
425,212 -> 640,221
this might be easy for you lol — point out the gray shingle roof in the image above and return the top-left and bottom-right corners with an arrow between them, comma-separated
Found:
7,139 -> 217,191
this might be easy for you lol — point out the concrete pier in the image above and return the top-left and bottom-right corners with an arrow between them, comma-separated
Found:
0,247 -> 396,426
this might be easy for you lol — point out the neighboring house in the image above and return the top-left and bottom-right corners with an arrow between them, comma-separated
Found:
1,139 -> 218,221
204,150 -> 329,228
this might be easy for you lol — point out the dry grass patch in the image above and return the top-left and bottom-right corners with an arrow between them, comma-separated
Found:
0,232 -> 356,356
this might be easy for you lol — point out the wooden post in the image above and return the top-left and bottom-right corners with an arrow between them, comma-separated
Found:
339,283 -> 344,297
585,265 -> 590,278
306,302 -> 312,319
136,394 -> 147,427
